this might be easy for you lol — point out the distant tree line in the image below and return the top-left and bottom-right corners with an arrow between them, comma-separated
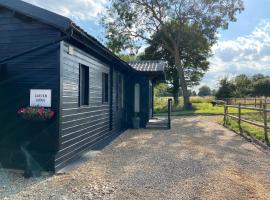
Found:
215,74 -> 270,99
197,85 -> 216,97
154,83 -> 215,98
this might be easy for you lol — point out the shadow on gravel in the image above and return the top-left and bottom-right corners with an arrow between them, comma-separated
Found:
0,168 -> 51,198
0,130 -> 124,199
108,116 -> 270,199
1,116 -> 270,199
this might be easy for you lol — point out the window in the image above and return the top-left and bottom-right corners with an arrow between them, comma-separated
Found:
79,64 -> 89,106
102,73 -> 109,103
118,74 -> 124,109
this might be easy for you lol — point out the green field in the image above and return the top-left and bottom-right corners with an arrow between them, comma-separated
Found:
154,96 -> 252,116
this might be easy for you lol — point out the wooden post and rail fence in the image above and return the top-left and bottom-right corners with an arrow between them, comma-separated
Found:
222,97 -> 270,107
223,103 -> 270,145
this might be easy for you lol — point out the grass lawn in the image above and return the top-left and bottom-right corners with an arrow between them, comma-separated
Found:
154,96 -> 253,116
156,103 -> 225,115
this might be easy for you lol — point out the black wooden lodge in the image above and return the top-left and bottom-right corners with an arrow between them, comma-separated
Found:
0,0 -> 167,174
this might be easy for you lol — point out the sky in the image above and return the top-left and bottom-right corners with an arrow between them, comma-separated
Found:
23,0 -> 270,91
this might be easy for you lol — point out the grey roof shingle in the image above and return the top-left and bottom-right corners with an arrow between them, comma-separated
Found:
128,60 -> 166,72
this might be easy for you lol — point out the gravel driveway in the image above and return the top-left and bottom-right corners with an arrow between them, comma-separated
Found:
1,116 -> 270,199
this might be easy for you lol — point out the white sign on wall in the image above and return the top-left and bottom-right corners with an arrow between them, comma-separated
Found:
30,89 -> 52,107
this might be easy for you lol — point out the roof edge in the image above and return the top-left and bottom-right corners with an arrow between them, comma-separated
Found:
0,0 -> 72,32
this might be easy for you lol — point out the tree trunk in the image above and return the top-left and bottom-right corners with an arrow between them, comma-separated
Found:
174,51 -> 191,109
172,76 -> 180,106
173,89 -> 179,106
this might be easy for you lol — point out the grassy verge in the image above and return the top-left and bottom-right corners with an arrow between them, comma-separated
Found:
221,118 -> 270,142
156,103 -> 224,115
155,96 -> 254,116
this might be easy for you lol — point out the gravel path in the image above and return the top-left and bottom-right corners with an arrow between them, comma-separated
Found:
1,116 -> 270,199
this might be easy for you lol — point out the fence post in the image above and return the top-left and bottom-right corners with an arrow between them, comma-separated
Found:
168,99 -> 172,129
255,97 -> 257,108
238,103 -> 242,134
260,100 -> 263,114
263,104 -> 269,144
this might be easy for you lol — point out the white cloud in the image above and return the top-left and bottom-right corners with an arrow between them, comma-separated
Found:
23,0 -> 107,20
198,20 -> 270,90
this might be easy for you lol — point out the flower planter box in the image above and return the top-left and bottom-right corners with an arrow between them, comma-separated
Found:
18,107 -> 55,122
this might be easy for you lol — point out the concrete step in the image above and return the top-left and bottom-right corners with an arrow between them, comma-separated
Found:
147,122 -> 168,126
146,123 -> 169,129
146,117 -> 170,129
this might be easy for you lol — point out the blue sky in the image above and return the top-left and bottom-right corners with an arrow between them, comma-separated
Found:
23,0 -> 270,91
219,0 -> 270,41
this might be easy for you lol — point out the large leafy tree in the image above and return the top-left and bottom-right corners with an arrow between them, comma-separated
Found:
215,77 -> 236,99
233,74 -> 252,97
215,74 -> 270,99
252,77 -> 270,97
140,22 -> 210,105
101,0 -> 244,109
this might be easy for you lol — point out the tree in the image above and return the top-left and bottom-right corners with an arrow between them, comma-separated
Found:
252,77 -> 270,97
139,36 -> 181,105
101,0 -> 244,109
154,83 -> 171,97
233,74 -> 252,97
118,54 -> 138,62
215,77 -> 235,99
252,74 -> 265,82
191,91 -> 197,96
211,89 -> 216,96
139,22 -> 210,105
198,85 -> 211,96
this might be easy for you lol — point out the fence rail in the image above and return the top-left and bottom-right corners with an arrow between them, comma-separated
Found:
222,97 -> 270,107
224,103 -> 270,145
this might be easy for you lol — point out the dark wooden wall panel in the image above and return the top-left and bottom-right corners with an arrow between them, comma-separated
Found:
55,42 -> 127,170
0,8 -> 61,171
125,75 -> 151,128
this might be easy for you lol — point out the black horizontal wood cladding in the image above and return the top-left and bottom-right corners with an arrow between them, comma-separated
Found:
61,119 -> 110,138
62,115 -> 110,131
0,8 -> 62,171
0,11 -> 59,60
56,42 -> 127,170
55,128 -> 115,171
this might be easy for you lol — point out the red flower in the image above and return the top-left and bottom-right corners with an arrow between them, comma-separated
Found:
49,111 -> 55,118
37,108 -> 45,116
18,108 -> 26,114
17,107 -> 54,121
